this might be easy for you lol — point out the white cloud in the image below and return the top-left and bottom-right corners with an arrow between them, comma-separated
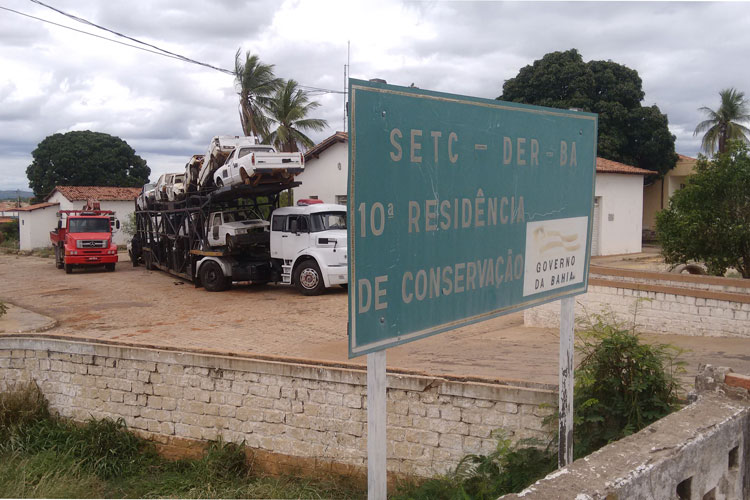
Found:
2,0 -> 750,189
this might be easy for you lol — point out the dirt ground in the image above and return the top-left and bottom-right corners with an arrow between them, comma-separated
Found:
1,252 -> 749,388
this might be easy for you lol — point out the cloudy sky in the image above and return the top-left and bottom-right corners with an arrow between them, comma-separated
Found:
1,0 -> 749,191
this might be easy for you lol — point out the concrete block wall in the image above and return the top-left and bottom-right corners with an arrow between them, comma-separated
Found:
0,337 -> 555,478
524,266 -> 750,337
501,365 -> 750,499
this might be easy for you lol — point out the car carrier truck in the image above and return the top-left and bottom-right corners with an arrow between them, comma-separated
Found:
131,180 -> 347,295
50,201 -> 120,274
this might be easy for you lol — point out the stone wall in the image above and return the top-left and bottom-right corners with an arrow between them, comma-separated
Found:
501,365 -> 750,499
524,266 -> 750,337
0,336 -> 555,478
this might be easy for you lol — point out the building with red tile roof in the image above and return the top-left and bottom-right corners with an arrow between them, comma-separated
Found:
44,186 -> 141,202
16,185 -> 142,250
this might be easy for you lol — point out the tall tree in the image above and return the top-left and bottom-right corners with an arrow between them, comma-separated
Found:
26,130 -> 150,198
265,80 -> 327,153
234,49 -> 283,138
694,88 -> 750,155
499,49 -> 678,176
656,142 -> 750,278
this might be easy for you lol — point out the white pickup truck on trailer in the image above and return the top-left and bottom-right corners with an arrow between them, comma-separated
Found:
187,136 -> 304,193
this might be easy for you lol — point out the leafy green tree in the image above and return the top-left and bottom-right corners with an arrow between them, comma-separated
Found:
656,142 -> 750,278
499,49 -> 678,176
265,80 -> 327,153
233,49 -> 283,138
26,131 -> 150,198
694,88 -> 750,155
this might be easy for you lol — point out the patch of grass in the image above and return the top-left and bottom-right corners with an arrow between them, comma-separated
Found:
0,382 -> 49,430
0,300 -> 7,320
31,247 -> 54,258
0,237 -> 19,250
0,450 -> 106,498
391,432 -> 556,500
0,384 -> 365,499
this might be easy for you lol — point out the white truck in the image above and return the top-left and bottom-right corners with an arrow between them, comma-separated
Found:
186,135 -> 304,193
134,192 -> 348,295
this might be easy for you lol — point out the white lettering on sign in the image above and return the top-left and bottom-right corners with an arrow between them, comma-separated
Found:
389,128 -> 459,165
401,249 -> 524,304
407,192 -> 524,233
522,216 -> 588,296
503,136 -> 540,166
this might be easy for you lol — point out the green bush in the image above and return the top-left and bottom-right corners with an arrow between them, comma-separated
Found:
573,310 -> 684,456
396,311 -> 685,498
392,432 -> 556,500
0,301 -> 7,320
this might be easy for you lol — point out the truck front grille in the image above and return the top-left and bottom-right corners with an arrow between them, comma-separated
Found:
80,240 -> 106,248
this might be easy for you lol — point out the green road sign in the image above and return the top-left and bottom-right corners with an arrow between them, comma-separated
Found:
348,79 -> 597,357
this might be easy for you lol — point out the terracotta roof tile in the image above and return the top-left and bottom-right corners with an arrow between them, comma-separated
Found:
304,132 -> 348,161
678,154 -> 697,161
596,157 -> 653,176
45,186 -> 141,202
16,202 -> 59,212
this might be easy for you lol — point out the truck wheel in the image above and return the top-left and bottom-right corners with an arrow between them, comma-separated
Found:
215,178 -> 224,188
54,246 -> 63,269
294,259 -> 325,296
65,264 -> 73,274
200,261 -> 229,292
105,263 -> 116,272
225,235 -> 235,253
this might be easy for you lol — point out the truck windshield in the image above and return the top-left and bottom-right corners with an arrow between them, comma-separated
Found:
68,217 -> 110,233
310,212 -> 347,232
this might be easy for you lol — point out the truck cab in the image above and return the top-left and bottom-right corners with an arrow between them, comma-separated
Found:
270,203 -> 347,295
50,210 -> 119,274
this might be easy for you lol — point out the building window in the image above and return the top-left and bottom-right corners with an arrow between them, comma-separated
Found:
309,195 -> 318,200
335,195 -> 347,205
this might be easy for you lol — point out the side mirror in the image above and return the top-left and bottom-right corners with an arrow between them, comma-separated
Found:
57,220 -> 62,230
112,219 -> 121,232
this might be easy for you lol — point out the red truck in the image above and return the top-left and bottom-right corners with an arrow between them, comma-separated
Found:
50,203 -> 120,274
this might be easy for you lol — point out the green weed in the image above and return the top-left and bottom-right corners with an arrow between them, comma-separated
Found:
573,309 -> 684,457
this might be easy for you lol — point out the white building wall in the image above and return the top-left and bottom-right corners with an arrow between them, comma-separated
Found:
46,192 -> 76,211
296,142 -> 348,204
594,173 -> 643,255
19,206 -> 59,250
99,200 -> 135,246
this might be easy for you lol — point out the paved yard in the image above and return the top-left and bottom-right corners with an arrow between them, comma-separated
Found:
1,252 -> 749,388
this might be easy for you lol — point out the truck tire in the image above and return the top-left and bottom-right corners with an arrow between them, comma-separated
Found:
294,259 -> 325,296
65,264 -> 73,274
215,178 -> 224,188
225,235 -> 235,253
105,263 -> 116,272
200,261 -> 230,292
54,246 -> 63,269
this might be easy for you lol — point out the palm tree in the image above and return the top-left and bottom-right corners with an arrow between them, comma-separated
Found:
265,80 -> 328,152
233,49 -> 283,138
694,88 -> 750,155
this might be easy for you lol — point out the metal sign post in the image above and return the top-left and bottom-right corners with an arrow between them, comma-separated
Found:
558,296 -> 575,467
347,79 -> 597,494
367,351 -> 387,499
